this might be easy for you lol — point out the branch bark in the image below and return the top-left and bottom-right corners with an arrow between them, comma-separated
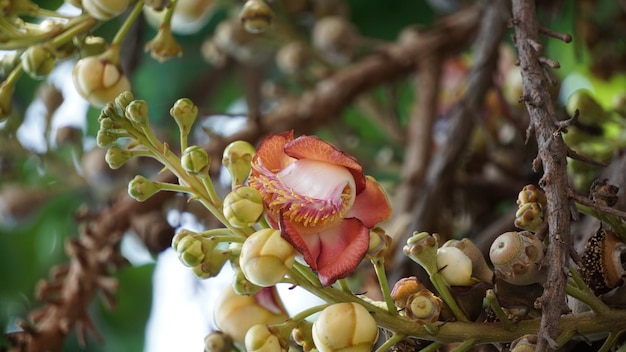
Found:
511,0 -> 572,350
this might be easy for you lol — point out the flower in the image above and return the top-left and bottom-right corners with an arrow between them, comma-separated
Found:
248,131 -> 391,286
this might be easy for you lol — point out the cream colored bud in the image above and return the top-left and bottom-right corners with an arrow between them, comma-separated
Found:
366,227 -> 391,259
240,0 -> 275,34
490,231 -> 546,286
245,324 -> 288,352
514,202 -> 544,232
312,302 -> 378,352
444,239 -> 494,284
223,186 -> 264,228
240,228 -> 296,287
437,246 -> 476,286
516,184 -> 546,208
181,145 -> 210,174
213,286 -> 288,346
73,53 -> 131,107
82,0 -> 131,20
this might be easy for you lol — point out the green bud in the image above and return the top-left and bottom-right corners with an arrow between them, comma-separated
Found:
170,98 -> 198,136
115,91 -> 134,111
77,36 -> 108,58
99,117 -> 116,130
222,140 -> 256,186
176,235 -> 207,267
403,232 -> 439,275
171,228 -> 199,251
192,249 -> 231,279
128,175 -> 161,201
105,145 -> 132,169
232,267 -> 262,296
181,145 -> 210,174
0,79 -> 15,122
204,331 -> 233,352
223,186 -> 264,228
96,129 -> 118,147
22,46 -> 56,80
240,0 -> 275,34
125,99 -> 149,126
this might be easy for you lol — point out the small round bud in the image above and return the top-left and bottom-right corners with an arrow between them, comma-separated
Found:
223,186 -> 264,228
105,145 -> 132,169
312,302 -> 378,352
145,25 -> 183,62
128,175 -> 161,202
390,276 -> 426,309
240,228 -> 296,287
292,321 -> 315,352
240,0 -> 274,34
222,140 -> 256,186
245,324 -> 288,352
192,249 -> 230,278
205,330 -> 233,352
405,289 -> 443,324
125,99 -> 149,126
490,231 -> 546,286
82,0 -> 131,20
403,232 -> 439,275
22,46 -> 56,79
96,129 -> 118,147
73,52 -> 131,107
181,145 -> 210,174
516,184 -> 546,208
213,286 -> 289,346
365,227 -> 391,259
171,228 -> 198,251
170,98 -> 198,135
444,238 -> 494,284
115,91 -> 134,111
175,235 -> 209,267
437,246 -> 476,286
514,202 -> 544,232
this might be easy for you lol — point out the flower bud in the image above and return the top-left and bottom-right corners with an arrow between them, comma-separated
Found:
181,145 -> 210,174
204,330 -> 233,352
245,324 -> 288,352
516,184 -> 546,207
403,232 -> 439,275
214,286 -> 289,346
444,239 -> 494,284
292,321 -> 315,352
390,276 -> 426,309
232,266 -> 263,296
240,0 -> 274,34
96,129 -> 118,147
510,334 -> 537,352
366,227 -> 391,259
128,175 -> 161,201
170,98 -> 198,136
192,249 -> 230,278
171,228 -> 198,251
22,46 -> 56,79
240,228 -> 296,287
175,234 -> 208,267
223,186 -> 264,228
145,24 -> 183,62
312,302 -> 378,352
223,140 -> 256,186
514,202 -> 543,232
82,0 -> 131,20
115,91 -> 134,111
405,289 -> 443,324
78,36 -> 108,58
437,246 -> 476,286
125,99 -> 149,126
105,145 -> 132,169
73,51 -> 131,107
489,231 -> 546,286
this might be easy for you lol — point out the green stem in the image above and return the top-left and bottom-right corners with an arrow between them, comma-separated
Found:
485,289 -> 515,331
375,333 -> 405,352
450,338 -> 476,352
337,278 -> 352,293
567,267 -> 610,315
162,0 -> 178,25
289,304 -> 329,322
371,258 -> 397,315
575,203 -> 626,241
4,64 -> 24,86
50,16 -> 98,48
154,181 -> 192,194
420,341 -> 442,352
111,1 -> 144,46
430,273 -> 469,322
598,331 -> 621,352
291,262 -> 322,287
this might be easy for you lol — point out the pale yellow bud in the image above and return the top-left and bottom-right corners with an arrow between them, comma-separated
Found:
73,52 -> 131,107
240,228 -> 296,287
312,303 -> 378,352
222,140 -> 256,186
244,324 -> 288,352
82,0 -> 131,20
436,246 -> 476,286
223,186 -> 264,228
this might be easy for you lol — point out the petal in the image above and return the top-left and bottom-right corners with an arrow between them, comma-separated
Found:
252,131 -> 295,174
347,175 -> 392,228
316,218 -> 369,286
284,135 -> 366,194
280,215 -> 321,270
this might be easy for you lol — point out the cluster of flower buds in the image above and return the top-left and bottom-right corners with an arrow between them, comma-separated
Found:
171,229 -> 230,279
514,184 -> 546,232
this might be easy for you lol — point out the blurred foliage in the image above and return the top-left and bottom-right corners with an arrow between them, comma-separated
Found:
2,0 -> 626,350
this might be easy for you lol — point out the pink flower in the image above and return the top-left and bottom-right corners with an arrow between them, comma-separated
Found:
248,131 -> 392,286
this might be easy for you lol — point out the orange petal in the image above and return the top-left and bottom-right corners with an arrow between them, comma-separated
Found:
316,218 -> 369,286
279,215 -> 321,270
252,131 -> 295,174
347,176 -> 392,228
284,135 -> 366,193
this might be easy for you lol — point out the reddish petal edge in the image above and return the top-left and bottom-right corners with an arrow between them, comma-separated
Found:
279,215 -> 321,270
253,286 -> 287,315
284,135 -> 366,194
252,131 -> 294,175
347,175 -> 392,228
316,218 -> 369,286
